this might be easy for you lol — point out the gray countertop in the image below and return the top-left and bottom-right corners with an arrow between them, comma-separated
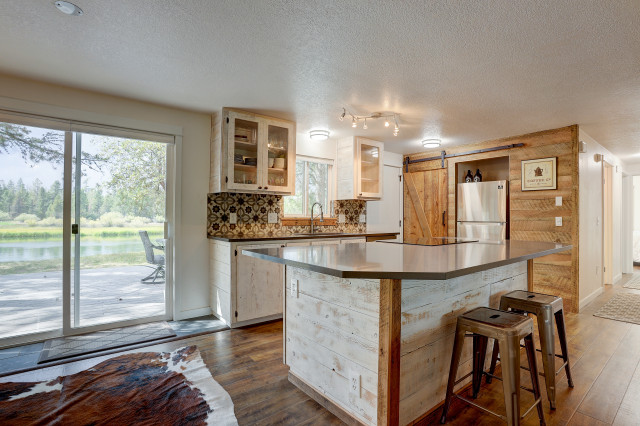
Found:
242,240 -> 571,280
207,231 -> 399,242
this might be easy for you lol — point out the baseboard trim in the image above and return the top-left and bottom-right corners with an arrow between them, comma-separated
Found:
580,287 -> 604,311
288,372 -> 364,426
613,273 -> 623,284
173,307 -> 212,321
230,314 -> 283,328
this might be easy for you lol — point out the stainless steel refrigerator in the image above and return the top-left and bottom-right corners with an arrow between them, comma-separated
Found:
456,180 -> 508,242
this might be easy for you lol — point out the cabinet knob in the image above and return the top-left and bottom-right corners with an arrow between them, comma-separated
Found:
264,186 -> 268,190
258,186 -> 262,189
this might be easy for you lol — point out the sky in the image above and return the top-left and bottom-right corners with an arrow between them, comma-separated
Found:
0,124 -> 110,189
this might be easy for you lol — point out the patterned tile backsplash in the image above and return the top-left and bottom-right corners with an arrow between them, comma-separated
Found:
207,193 -> 366,238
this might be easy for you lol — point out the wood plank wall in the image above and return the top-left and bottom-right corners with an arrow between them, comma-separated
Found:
404,125 -> 580,312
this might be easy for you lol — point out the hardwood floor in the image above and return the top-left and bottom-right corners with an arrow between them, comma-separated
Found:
4,275 -> 640,425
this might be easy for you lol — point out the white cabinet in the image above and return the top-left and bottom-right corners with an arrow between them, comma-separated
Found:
209,236 -> 374,327
210,108 -> 296,195
336,137 -> 384,200
235,244 -> 283,322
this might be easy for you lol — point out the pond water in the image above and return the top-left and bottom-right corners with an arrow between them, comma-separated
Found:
0,238 -> 147,262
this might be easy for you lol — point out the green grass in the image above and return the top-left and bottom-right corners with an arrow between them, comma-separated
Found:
0,226 -> 163,240
0,252 -> 147,275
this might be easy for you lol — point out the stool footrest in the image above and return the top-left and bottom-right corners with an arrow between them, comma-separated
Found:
482,371 -> 537,395
453,394 -> 506,421
453,371 -> 474,387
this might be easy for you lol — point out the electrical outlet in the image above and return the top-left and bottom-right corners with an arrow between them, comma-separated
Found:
555,217 -> 562,227
359,214 -> 366,223
268,212 -> 278,224
555,196 -> 562,206
349,370 -> 360,397
229,212 -> 237,224
338,214 -> 345,223
290,278 -> 298,298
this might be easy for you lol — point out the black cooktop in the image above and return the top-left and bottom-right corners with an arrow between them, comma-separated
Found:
380,236 -> 479,246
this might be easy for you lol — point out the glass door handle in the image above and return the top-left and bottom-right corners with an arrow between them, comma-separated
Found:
72,224 -> 79,234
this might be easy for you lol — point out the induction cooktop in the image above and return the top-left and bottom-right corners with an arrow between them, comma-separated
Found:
379,236 -> 479,246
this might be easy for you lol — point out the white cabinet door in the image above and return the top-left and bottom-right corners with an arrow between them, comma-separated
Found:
341,238 -> 366,244
235,243 -> 284,322
286,241 -> 310,247
366,165 -> 403,241
311,239 -> 341,246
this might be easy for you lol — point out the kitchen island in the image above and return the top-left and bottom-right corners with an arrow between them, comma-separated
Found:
243,239 -> 571,425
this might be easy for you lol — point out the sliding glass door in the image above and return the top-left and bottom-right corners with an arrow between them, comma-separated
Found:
0,122 -> 66,339
70,132 -> 168,329
0,115 -> 173,345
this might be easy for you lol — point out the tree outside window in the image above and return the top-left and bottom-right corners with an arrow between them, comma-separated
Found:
284,159 -> 330,216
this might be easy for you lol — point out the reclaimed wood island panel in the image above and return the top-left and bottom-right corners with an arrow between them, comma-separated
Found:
244,240 -> 571,425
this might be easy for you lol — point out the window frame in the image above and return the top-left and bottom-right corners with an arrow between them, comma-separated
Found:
283,155 -> 334,218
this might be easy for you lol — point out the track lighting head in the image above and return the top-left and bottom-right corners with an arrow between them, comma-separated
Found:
339,108 -> 345,121
363,119 -> 368,130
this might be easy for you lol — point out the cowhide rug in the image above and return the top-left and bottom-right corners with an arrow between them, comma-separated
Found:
0,345 -> 238,425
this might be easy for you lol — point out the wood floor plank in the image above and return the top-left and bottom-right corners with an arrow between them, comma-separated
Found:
577,326 -> 640,423
568,412 -> 609,426
612,359 -> 640,425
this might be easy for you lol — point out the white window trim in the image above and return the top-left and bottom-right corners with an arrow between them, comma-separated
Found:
284,155 -> 334,217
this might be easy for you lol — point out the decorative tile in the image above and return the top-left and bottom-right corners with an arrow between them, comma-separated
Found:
207,194 -> 366,238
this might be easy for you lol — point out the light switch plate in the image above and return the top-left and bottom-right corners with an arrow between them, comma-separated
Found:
229,212 -> 237,224
338,214 -> 345,223
290,278 -> 298,298
555,217 -> 562,227
268,212 -> 278,224
555,196 -> 562,206
359,214 -> 366,223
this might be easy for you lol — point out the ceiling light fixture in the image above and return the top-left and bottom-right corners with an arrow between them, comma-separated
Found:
54,1 -> 83,16
340,108 -> 399,135
422,139 -> 441,148
309,129 -> 330,141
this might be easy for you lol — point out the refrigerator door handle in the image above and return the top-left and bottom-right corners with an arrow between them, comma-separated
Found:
442,211 -> 446,226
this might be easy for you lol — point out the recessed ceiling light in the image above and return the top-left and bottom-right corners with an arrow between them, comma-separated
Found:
422,139 -> 441,148
309,129 -> 330,141
55,1 -> 83,16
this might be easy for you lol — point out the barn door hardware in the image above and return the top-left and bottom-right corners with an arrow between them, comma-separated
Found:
403,143 -> 525,172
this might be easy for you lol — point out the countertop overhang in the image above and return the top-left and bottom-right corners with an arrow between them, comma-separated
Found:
242,240 -> 572,280
207,232 -> 399,242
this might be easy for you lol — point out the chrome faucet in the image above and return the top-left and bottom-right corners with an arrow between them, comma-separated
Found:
310,202 -> 324,234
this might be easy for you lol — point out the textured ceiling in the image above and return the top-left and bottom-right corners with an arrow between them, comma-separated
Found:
1,1 -> 639,160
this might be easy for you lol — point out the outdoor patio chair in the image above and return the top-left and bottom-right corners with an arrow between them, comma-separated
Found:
139,230 -> 165,283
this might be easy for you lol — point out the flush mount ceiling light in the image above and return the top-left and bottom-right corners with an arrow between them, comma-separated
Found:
340,108 -> 400,136
309,129 -> 330,141
422,139 -> 441,148
54,1 -> 83,16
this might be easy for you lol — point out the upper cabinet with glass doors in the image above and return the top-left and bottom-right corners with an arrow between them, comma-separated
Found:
209,108 -> 296,195
336,136 -> 384,200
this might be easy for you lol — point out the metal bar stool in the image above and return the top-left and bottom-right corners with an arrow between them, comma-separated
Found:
440,307 -> 545,426
488,290 -> 574,409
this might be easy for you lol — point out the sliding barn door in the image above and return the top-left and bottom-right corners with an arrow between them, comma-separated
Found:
403,169 -> 448,240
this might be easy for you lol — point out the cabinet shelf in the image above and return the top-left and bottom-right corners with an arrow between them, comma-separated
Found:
234,163 -> 258,171
267,167 -> 287,173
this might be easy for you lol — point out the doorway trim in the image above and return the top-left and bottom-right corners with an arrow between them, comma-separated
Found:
602,161 -> 614,285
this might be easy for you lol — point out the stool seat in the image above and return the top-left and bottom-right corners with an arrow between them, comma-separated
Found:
440,307 -> 545,425
489,290 -> 574,410
459,307 -> 533,335
500,290 -> 564,313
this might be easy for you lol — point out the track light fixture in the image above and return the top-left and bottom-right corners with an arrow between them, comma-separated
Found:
339,108 -> 399,135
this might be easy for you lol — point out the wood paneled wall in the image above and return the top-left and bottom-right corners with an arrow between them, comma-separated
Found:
404,125 -> 580,312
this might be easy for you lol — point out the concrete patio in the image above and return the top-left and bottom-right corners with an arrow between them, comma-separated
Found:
0,266 -> 165,339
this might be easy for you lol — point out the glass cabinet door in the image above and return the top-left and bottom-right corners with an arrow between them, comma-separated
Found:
265,121 -> 293,191
358,140 -> 382,198
227,111 -> 261,190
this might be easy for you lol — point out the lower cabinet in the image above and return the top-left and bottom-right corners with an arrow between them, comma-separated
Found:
209,236 -> 381,327
235,244 -> 284,323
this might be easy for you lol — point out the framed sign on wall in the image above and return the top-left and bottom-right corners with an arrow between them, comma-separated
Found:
521,157 -> 557,191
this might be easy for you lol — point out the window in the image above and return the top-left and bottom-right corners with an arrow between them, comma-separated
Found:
284,158 -> 331,216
